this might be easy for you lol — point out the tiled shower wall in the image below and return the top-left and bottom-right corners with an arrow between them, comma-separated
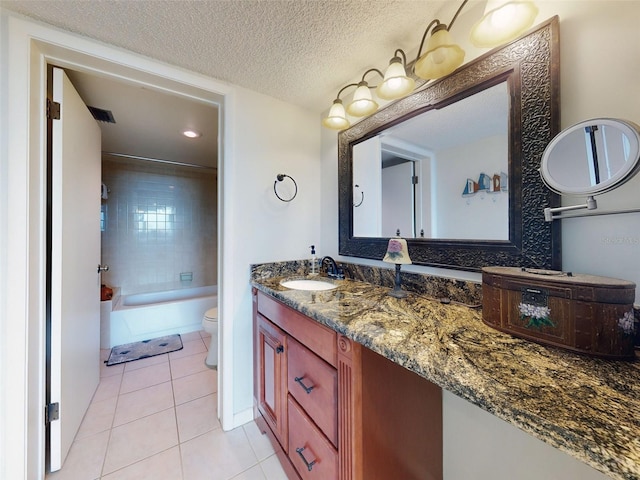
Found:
101,157 -> 217,295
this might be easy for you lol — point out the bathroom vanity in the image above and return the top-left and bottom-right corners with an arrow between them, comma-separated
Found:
252,269 -> 640,480
253,288 -> 442,479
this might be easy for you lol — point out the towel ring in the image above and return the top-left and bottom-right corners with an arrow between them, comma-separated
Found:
353,184 -> 364,207
274,173 -> 298,202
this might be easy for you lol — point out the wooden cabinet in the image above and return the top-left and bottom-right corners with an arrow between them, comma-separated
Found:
256,314 -> 288,448
253,288 -> 443,480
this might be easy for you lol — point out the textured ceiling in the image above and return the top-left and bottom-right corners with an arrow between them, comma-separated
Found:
1,0 -> 454,112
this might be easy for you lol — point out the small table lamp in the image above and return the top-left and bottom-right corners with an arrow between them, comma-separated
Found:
383,237 -> 412,298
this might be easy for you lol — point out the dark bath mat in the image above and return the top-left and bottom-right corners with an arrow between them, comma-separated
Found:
106,334 -> 183,366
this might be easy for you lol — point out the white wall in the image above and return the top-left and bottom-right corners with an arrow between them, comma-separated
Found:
442,391 -> 609,479
321,1 -> 640,478
542,1 -> 640,298
228,85 -> 321,421
0,10 -> 320,479
434,135 -> 508,240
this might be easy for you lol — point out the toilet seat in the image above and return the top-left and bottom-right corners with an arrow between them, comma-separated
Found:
204,307 -> 218,321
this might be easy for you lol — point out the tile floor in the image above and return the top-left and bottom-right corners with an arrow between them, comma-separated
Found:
46,330 -> 288,480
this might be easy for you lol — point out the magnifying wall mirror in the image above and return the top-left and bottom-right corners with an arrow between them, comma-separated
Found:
338,17 -> 561,271
541,118 -> 640,196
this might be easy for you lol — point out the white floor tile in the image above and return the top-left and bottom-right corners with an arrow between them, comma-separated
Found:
45,430 -> 109,480
101,361 -> 124,378
243,421 -> 275,461
120,362 -> 171,394
180,427 -> 259,480
102,409 -> 179,475
169,338 -> 207,360
172,368 -> 217,405
169,351 -> 209,379
76,395 -> 117,440
231,464 -> 267,480
259,454 -> 290,480
113,381 -> 174,427
101,446 -> 183,480
176,393 -> 221,442
92,374 -> 122,403
51,347 -> 276,480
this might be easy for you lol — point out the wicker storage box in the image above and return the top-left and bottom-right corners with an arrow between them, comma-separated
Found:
482,266 -> 636,359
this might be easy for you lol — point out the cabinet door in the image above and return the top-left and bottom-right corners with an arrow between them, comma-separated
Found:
257,314 -> 288,449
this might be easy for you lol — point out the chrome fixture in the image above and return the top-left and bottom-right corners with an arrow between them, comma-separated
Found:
540,118 -> 640,221
97,264 -> 110,273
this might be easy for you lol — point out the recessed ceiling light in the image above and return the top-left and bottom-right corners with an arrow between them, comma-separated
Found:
182,129 -> 201,138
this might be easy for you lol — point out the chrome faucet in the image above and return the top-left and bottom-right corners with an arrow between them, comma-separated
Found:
321,256 -> 345,279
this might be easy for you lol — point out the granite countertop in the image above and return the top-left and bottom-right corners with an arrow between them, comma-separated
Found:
251,275 -> 640,480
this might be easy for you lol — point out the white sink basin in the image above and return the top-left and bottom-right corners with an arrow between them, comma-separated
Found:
280,278 -> 338,291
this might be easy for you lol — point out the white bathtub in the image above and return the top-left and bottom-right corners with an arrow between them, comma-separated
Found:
108,285 -> 217,347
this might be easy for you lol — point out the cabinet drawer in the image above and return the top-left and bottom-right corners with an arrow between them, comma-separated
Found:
288,338 -> 338,446
257,291 -> 337,367
288,395 -> 338,480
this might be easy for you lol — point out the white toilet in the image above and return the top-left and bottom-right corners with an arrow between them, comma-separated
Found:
202,307 -> 218,368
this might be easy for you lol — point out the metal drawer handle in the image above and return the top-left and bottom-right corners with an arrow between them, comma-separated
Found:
294,376 -> 314,394
296,446 -> 316,471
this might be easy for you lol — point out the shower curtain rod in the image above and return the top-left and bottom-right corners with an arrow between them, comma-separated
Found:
103,152 -> 216,170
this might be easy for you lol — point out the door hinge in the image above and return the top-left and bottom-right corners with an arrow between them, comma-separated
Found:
45,402 -> 60,423
412,175 -> 419,185
47,99 -> 61,120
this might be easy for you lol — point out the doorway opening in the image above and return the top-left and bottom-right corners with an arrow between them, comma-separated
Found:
45,58 -> 221,469
45,64 -> 222,472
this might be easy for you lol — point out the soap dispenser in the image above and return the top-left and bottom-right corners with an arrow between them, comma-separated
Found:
309,245 -> 319,276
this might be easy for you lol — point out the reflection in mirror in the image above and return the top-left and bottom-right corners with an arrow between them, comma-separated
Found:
352,82 -> 508,240
338,17 -> 561,271
541,118 -> 640,195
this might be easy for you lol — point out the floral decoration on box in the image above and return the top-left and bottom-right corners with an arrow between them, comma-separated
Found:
518,302 -> 554,329
618,310 -> 636,336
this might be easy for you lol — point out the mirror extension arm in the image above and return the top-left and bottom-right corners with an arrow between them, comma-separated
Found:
544,196 -> 597,222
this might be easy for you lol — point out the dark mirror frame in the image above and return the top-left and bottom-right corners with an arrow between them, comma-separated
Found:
338,16 -> 561,272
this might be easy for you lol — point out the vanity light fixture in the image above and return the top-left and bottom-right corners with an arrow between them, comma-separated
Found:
322,98 -> 351,130
413,0 -> 468,80
376,50 -> 415,100
322,0 -> 539,130
470,1 -> 538,48
347,80 -> 379,117
182,129 -> 201,138
322,0 -> 468,130
383,237 -> 412,298
345,69 -> 385,118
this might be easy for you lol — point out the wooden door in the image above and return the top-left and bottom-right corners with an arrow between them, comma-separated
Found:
256,314 -> 288,449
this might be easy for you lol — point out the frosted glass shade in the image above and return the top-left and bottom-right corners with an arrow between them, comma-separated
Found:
470,1 -> 538,48
414,27 -> 465,80
383,237 -> 412,265
376,60 -> 415,100
322,99 -> 350,130
346,82 -> 379,117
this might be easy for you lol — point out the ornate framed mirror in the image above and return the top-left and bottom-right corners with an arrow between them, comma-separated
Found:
338,17 -> 561,272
